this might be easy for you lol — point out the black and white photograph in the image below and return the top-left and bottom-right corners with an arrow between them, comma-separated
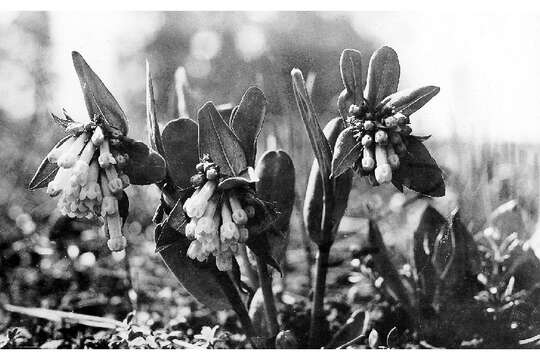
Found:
2,3 -> 540,352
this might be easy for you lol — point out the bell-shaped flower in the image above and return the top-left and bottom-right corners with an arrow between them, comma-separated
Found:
29,51 -> 166,252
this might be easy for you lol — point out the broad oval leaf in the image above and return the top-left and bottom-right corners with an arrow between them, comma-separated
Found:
304,118 -> 353,245
364,46 -> 400,109
161,118 -> 199,189
393,136 -> 445,197
145,61 -> 165,156
115,140 -> 167,185
157,222 -> 232,311
338,49 -> 364,120
197,102 -> 247,177
379,86 -> 440,117
255,150 -> 295,231
230,87 -> 267,167
72,51 -> 128,135
28,135 -> 72,190
331,127 -> 362,179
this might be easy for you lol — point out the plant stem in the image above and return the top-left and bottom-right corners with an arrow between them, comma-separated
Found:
308,244 -> 331,348
255,255 -> 280,338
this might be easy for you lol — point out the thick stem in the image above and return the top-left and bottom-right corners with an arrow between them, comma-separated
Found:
308,244 -> 331,348
256,255 -> 280,339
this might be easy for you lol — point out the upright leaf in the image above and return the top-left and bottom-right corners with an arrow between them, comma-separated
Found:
197,102 -> 247,177
304,118 -> 353,245
337,49 -> 363,119
161,118 -> 199,189
368,220 -> 412,313
145,61 -> 165,156
413,205 -> 447,307
364,46 -> 400,108
72,51 -> 128,136
230,87 -> 267,167
291,68 -> 333,185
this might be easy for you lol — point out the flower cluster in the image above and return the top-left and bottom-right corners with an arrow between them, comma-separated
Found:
346,103 -> 409,185
45,120 -> 130,251
183,156 -> 254,271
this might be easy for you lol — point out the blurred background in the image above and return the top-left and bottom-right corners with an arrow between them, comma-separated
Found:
2,11 -> 540,347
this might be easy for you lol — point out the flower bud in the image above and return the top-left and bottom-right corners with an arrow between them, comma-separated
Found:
98,140 -> 117,168
58,132 -> 89,168
187,240 -> 202,259
91,126 -> 105,146
190,173 -> 206,187
72,161 -> 90,186
374,130 -> 388,144
206,167 -> 219,181
115,154 -> 128,167
361,147 -> 375,171
245,205 -> 255,218
387,144 -> 400,169
275,330 -> 298,349
363,120 -> 375,131
215,251 -> 233,272
195,162 -> 205,173
102,196 -> 118,215
383,116 -> 398,128
348,104 -> 361,116
188,181 -> 217,219
185,218 -> 198,239
395,113 -> 408,126
361,134 -> 373,147
239,227 -> 249,243
229,195 -> 248,225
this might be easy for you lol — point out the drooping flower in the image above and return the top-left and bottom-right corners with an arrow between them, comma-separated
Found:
29,52 -> 166,251
332,47 -> 445,197
147,79 -> 294,275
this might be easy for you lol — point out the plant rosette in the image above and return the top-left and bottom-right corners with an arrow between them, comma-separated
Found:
29,52 -> 166,252
332,46 -> 445,197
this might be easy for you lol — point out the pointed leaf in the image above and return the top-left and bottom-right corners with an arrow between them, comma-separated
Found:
304,118 -> 353,245
197,102 -> 247,177
115,140 -> 166,185
72,51 -> 128,135
380,86 -> 440,116
291,68 -> 332,185
248,288 -> 270,338
255,150 -> 295,231
368,220 -> 412,312
161,118 -> 199,189
156,222 -> 232,311
146,61 -> 165,156
337,49 -> 363,119
167,198 -> 189,232
51,113 -> 74,129
393,136 -> 445,197
414,205 -> 448,307
331,127 -> 363,178
364,46 -> 400,108
230,87 -> 266,167
28,135 -> 73,190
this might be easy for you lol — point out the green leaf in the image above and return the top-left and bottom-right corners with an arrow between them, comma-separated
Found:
114,140 -> 166,185
364,46 -> 400,108
217,167 -> 259,190
379,86 -> 440,116
72,51 -> 128,136
50,112 -> 74,129
161,118 -> 200,189
197,102 -> 247,177
304,118 -> 353,245
255,150 -> 295,232
337,49 -> 363,120
291,68 -> 333,186
28,135 -> 73,190
413,205 -> 448,308
368,220 -> 412,313
331,127 -> 362,179
393,136 -> 445,197
156,222 -> 232,311
145,61 -> 165,156
230,87 -> 267,167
